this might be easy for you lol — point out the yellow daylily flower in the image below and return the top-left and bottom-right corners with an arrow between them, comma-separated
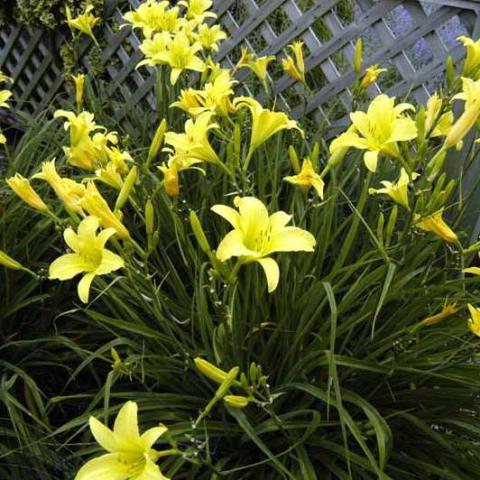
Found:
81,182 -> 130,239
34,160 -> 85,214
164,112 -> 221,165
66,5 -> 99,44
368,168 -> 419,210
0,132 -> 6,144
75,401 -> 171,480
415,210 -> 458,244
49,216 -> 124,303
444,77 -> 480,149
180,0 -> 216,22
421,303 -> 458,326
196,24 -> 226,52
123,0 -> 170,38
282,41 -> 306,84
95,163 -> 124,190
467,304 -> 480,337
55,109 -> 100,144
170,88 -> 203,116
236,47 -> 275,83
72,74 -> 86,108
146,32 -> 205,85
6,173 -> 50,213
360,65 -> 387,88
424,93 -> 453,138
329,94 -> 417,172
458,36 -> 480,78
158,155 -> 203,197
284,157 -> 324,198
234,97 -> 303,164
0,89 -> 12,109
212,196 -> 316,292
76,401 -> 170,480
197,70 -> 237,117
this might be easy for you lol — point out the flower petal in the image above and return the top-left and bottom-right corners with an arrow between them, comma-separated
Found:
96,250 -> 125,275
78,272 -> 96,303
268,211 -> 292,231
140,425 -> 168,450
363,150 -> 379,172
114,401 -> 140,442
133,457 -> 170,480
216,230 -> 258,261
89,416 -> 119,453
256,257 -> 280,293
49,253 -> 87,280
211,205 -> 241,229
74,453 -> 130,480
266,227 -> 316,254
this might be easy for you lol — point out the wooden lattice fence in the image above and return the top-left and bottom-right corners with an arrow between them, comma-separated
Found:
0,0 -> 480,125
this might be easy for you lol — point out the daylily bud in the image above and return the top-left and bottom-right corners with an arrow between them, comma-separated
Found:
147,119 -> 167,168
6,174 -> 50,213
162,165 -> 179,197
416,106 -> 426,140
194,357 -> 229,384
234,123 -> 241,161
115,166 -> 137,210
311,142 -> 320,168
385,205 -> 398,247
145,199 -> 154,235
288,145 -> 300,174
327,145 -> 349,170
190,210 -> 211,254
376,212 -> 385,246
72,74 -> 85,109
223,395 -> 249,409
444,104 -> 480,149
214,367 -> 239,399
0,250 -> 24,270
111,347 -> 122,370
445,56 -> 455,88
354,38 -> 363,75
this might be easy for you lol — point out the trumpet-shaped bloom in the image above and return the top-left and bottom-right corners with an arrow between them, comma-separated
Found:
212,196 -> 316,292
445,77 -> 480,149
360,65 -> 387,88
329,94 -> 417,172
123,0 -> 170,38
281,41 -> 306,84
170,88 -> 203,116
415,210 -> 458,244
237,48 -> 275,83
72,74 -> 86,108
6,173 -> 50,213
66,5 -> 99,44
284,157 -> 324,198
368,168 -> 418,210
158,155 -> 202,197
235,97 -> 303,159
458,36 -> 480,78
197,71 -> 237,117
75,401 -> 169,480
467,304 -> 480,337
164,112 -> 221,165
49,216 -> 124,303
196,24 -> 226,52
180,0 -> 216,22
142,32 -> 205,85
34,160 -> 86,214
81,182 -> 130,239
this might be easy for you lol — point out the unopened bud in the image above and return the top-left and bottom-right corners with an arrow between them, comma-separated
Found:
224,395 -> 249,409
115,166 -> 137,210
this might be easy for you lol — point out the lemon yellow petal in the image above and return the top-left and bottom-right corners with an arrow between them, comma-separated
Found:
49,253 -> 87,280
364,150 -> 379,172
78,272 -> 96,303
74,453 -> 130,480
257,257 -> 279,293
96,251 -> 125,275
266,227 -> 316,254
211,205 -> 241,229
89,416 -> 118,453
140,425 -> 168,450
113,401 -> 140,441
216,230 -> 257,261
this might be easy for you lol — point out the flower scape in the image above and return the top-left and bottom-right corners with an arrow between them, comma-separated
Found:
3,2 -> 480,479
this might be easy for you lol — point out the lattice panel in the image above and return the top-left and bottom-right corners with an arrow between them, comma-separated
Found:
0,0 -> 479,128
